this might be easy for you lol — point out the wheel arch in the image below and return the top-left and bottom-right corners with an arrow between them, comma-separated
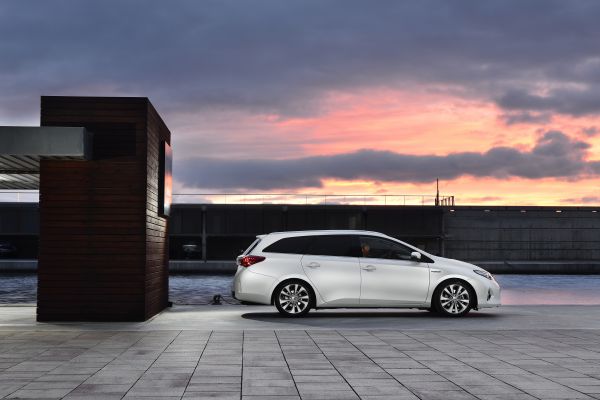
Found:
270,277 -> 317,308
432,277 -> 479,309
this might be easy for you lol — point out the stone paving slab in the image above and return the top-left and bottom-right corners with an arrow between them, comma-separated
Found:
2,329 -> 600,399
3,305 -> 600,331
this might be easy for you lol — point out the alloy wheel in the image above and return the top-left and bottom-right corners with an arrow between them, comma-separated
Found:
278,283 -> 310,315
439,282 -> 470,315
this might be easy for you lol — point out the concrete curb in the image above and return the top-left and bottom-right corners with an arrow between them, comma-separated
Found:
1,259 -> 599,274
0,260 -> 37,272
475,261 -> 600,274
0,260 -> 239,274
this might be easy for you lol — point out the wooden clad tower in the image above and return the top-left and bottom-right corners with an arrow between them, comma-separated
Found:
37,96 -> 171,321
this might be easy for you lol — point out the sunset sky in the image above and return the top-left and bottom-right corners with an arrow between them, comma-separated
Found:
1,1 -> 600,205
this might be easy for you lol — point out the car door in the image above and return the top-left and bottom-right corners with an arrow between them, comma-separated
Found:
301,235 -> 361,307
358,236 -> 430,306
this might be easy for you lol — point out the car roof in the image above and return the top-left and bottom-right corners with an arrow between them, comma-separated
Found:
252,229 -> 434,258
263,230 -> 389,237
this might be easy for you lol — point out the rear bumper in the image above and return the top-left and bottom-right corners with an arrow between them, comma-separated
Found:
232,268 -> 274,305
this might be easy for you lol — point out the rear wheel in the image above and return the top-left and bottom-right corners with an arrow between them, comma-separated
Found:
433,280 -> 473,317
274,281 -> 313,317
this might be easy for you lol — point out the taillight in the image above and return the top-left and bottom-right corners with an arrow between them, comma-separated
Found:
238,255 -> 266,267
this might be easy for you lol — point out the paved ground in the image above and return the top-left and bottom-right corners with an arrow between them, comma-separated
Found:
2,305 -> 600,331
2,328 -> 600,399
2,306 -> 600,399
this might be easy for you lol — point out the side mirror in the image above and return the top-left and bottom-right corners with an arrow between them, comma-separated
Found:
410,251 -> 422,262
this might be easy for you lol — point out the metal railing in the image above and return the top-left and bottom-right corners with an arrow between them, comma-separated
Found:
0,190 -> 455,206
172,193 -> 455,206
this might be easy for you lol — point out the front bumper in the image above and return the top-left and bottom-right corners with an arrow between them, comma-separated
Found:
477,278 -> 501,308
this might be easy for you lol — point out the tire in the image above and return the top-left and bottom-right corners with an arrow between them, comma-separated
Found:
274,280 -> 313,317
433,279 -> 474,317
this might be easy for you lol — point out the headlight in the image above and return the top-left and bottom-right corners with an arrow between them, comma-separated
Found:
473,269 -> 493,280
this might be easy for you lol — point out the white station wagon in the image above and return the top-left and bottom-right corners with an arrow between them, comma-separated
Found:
232,230 -> 501,317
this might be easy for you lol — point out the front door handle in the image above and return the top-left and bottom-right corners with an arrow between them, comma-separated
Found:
430,269 -> 441,273
307,262 -> 320,268
362,265 -> 376,271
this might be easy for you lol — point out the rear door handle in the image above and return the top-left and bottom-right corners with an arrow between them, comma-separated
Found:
430,269 -> 441,273
307,262 -> 320,268
362,265 -> 376,271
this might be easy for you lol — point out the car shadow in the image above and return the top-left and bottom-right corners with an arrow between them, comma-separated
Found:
242,309 -> 500,322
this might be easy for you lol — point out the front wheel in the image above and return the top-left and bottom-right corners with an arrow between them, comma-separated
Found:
274,281 -> 313,317
433,280 -> 473,317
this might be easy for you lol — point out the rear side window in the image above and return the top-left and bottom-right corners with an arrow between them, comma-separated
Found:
263,236 -> 312,254
243,238 -> 262,255
305,235 -> 361,257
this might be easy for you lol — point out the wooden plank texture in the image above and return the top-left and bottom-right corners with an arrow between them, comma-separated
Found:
37,96 -> 171,321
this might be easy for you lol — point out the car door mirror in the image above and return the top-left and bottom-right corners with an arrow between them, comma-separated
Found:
410,251 -> 422,262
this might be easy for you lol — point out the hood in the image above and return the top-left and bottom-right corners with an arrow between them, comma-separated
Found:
432,255 -> 479,271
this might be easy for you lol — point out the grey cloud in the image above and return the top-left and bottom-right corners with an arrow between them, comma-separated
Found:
177,131 -> 598,190
582,127 -> 599,136
464,196 -> 503,202
500,111 -> 552,126
497,87 -> 600,117
562,196 -> 600,204
2,1 -> 600,121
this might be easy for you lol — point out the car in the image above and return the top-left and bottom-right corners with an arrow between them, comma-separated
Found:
232,230 -> 500,317
0,241 -> 16,258
182,243 -> 201,259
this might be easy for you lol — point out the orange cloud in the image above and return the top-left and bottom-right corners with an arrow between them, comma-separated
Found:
270,89 -> 600,205
275,89 -> 528,156
174,88 -> 600,206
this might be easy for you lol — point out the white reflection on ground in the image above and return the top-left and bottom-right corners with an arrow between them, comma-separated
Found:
495,275 -> 600,305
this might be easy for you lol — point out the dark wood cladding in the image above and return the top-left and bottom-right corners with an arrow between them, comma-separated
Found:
37,96 -> 171,321
144,101 -> 170,318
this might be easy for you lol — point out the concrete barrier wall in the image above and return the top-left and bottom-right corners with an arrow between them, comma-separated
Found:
3,259 -> 599,274
0,260 -> 239,274
444,207 -> 600,264
2,204 -> 599,273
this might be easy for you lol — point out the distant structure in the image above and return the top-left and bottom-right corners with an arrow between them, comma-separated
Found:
0,96 -> 172,321
1,202 -> 599,274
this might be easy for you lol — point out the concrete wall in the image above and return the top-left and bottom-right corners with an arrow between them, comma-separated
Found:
0,203 -> 38,259
169,204 -> 444,260
1,204 -> 599,273
444,206 -> 600,261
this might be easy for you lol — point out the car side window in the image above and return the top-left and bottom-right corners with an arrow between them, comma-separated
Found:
305,235 -> 361,257
263,236 -> 312,254
359,236 -> 414,261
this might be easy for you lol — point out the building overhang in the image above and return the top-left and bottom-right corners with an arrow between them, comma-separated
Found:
0,126 -> 92,189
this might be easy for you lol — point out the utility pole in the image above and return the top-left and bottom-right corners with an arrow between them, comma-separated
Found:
435,178 -> 440,206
